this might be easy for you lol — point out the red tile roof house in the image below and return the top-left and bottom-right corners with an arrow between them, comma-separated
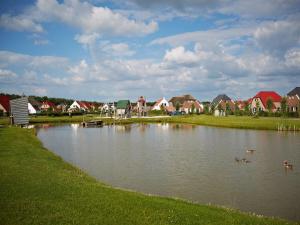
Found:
40,100 -> 56,112
68,101 -> 91,112
0,95 -> 10,116
287,87 -> 300,112
250,91 -> 282,114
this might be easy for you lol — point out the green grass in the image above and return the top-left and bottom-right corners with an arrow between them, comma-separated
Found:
0,127 -> 297,225
127,115 -> 300,131
2,114 -> 300,131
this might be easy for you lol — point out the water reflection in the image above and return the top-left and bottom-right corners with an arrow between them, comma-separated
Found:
37,123 -> 300,221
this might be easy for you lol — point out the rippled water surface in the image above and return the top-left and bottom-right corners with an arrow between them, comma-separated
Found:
37,123 -> 300,221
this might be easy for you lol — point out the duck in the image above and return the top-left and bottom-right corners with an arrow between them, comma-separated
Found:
246,149 -> 256,153
283,160 -> 293,169
235,157 -> 241,162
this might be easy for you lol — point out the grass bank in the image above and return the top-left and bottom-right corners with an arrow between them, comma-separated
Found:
0,127 -> 295,225
128,115 -> 300,131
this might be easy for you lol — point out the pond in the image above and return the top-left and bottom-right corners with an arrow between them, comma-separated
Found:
37,123 -> 300,221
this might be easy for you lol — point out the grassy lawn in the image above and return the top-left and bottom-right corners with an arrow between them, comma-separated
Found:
128,115 -> 300,131
0,127 -> 296,225
2,114 -> 300,131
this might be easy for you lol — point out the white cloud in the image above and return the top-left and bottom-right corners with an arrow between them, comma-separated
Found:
0,14 -> 43,33
102,43 -> 135,57
0,69 -> 17,78
74,33 -> 100,46
254,19 -> 300,57
4,0 -> 157,37
164,46 -> 198,65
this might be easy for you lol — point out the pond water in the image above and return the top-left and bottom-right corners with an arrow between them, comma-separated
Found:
37,123 -> 300,221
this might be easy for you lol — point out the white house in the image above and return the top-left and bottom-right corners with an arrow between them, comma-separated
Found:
68,101 -> 87,112
28,102 -> 37,114
152,97 -> 169,110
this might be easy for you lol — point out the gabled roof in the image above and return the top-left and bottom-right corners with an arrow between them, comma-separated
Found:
116,100 -> 130,109
182,100 -> 202,109
253,91 -> 282,108
42,100 -> 55,107
211,94 -> 231,106
28,97 -> 41,108
153,98 -> 163,108
169,94 -> 196,105
0,95 -> 10,112
287,87 -> 300,97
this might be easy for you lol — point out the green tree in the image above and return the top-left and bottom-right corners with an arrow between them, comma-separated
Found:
204,104 -> 210,115
280,97 -> 287,117
175,102 -> 180,111
225,102 -> 231,116
191,103 -> 195,114
234,102 -> 240,116
244,101 -> 250,116
255,100 -> 260,116
266,98 -> 273,115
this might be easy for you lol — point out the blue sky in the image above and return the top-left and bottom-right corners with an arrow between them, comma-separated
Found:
0,0 -> 299,102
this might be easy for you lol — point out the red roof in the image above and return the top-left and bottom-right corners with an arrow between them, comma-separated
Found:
253,91 -> 282,108
0,95 -> 10,112
42,100 -> 55,108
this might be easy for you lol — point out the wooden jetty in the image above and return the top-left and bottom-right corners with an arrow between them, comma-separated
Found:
81,120 -> 103,127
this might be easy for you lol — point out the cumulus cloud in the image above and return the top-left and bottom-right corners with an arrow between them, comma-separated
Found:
254,18 -> 300,57
0,0 -> 158,37
0,14 -> 43,33
102,43 -> 135,57
164,46 -> 198,65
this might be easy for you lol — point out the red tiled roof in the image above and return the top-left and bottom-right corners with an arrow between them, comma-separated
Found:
0,95 -> 10,112
253,91 -> 282,108
43,101 -> 55,107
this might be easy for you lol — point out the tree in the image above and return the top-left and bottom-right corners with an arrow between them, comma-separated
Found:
191,103 -> 195,114
175,102 -> 180,111
244,101 -> 250,115
266,98 -> 273,114
225,102 -> 231,116
204,104 -> 210,115
255,100 -> 260,116
234,102 -> 240,116
280,97 -> 287,117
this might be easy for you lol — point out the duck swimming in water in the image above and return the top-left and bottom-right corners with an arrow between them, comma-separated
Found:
246,149 -> 255,153
283,160 -> 293,170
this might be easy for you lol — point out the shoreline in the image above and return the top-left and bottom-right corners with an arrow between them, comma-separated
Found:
0,127 -> 296,224
29,115 -> 300,131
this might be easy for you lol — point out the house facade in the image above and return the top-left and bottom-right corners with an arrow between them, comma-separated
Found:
116,100 -> 131,118
152,97 -> 169,110
69,101 -> 91,112
181,100 -> 203,114
137,96 -> 147,117
287,87 -> 300,112
211,94 -> 235,116
250,91 -> 282,114
40,101 -> 56,111
169,94 -> 196,109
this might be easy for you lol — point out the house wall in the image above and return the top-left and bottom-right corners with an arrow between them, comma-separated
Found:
251,98 -> 265,113
152,98 -> 169,110
0,103 -> 7,113
69,101 -> 84,111
28,103 -> 37,114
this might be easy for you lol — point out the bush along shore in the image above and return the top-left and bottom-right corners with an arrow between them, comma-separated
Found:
0,127 -> 296,225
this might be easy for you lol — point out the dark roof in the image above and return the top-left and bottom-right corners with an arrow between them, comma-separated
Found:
116,100 -> 130,109
169,94 -> 196,105
287,87 -> 300,97
211,94 -> 231,106
28,97 -> 41,108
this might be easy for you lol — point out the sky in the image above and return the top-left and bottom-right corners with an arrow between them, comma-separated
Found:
0,0 -> 299,102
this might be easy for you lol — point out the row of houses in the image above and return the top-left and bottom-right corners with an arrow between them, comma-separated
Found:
1,87 -> 299,117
